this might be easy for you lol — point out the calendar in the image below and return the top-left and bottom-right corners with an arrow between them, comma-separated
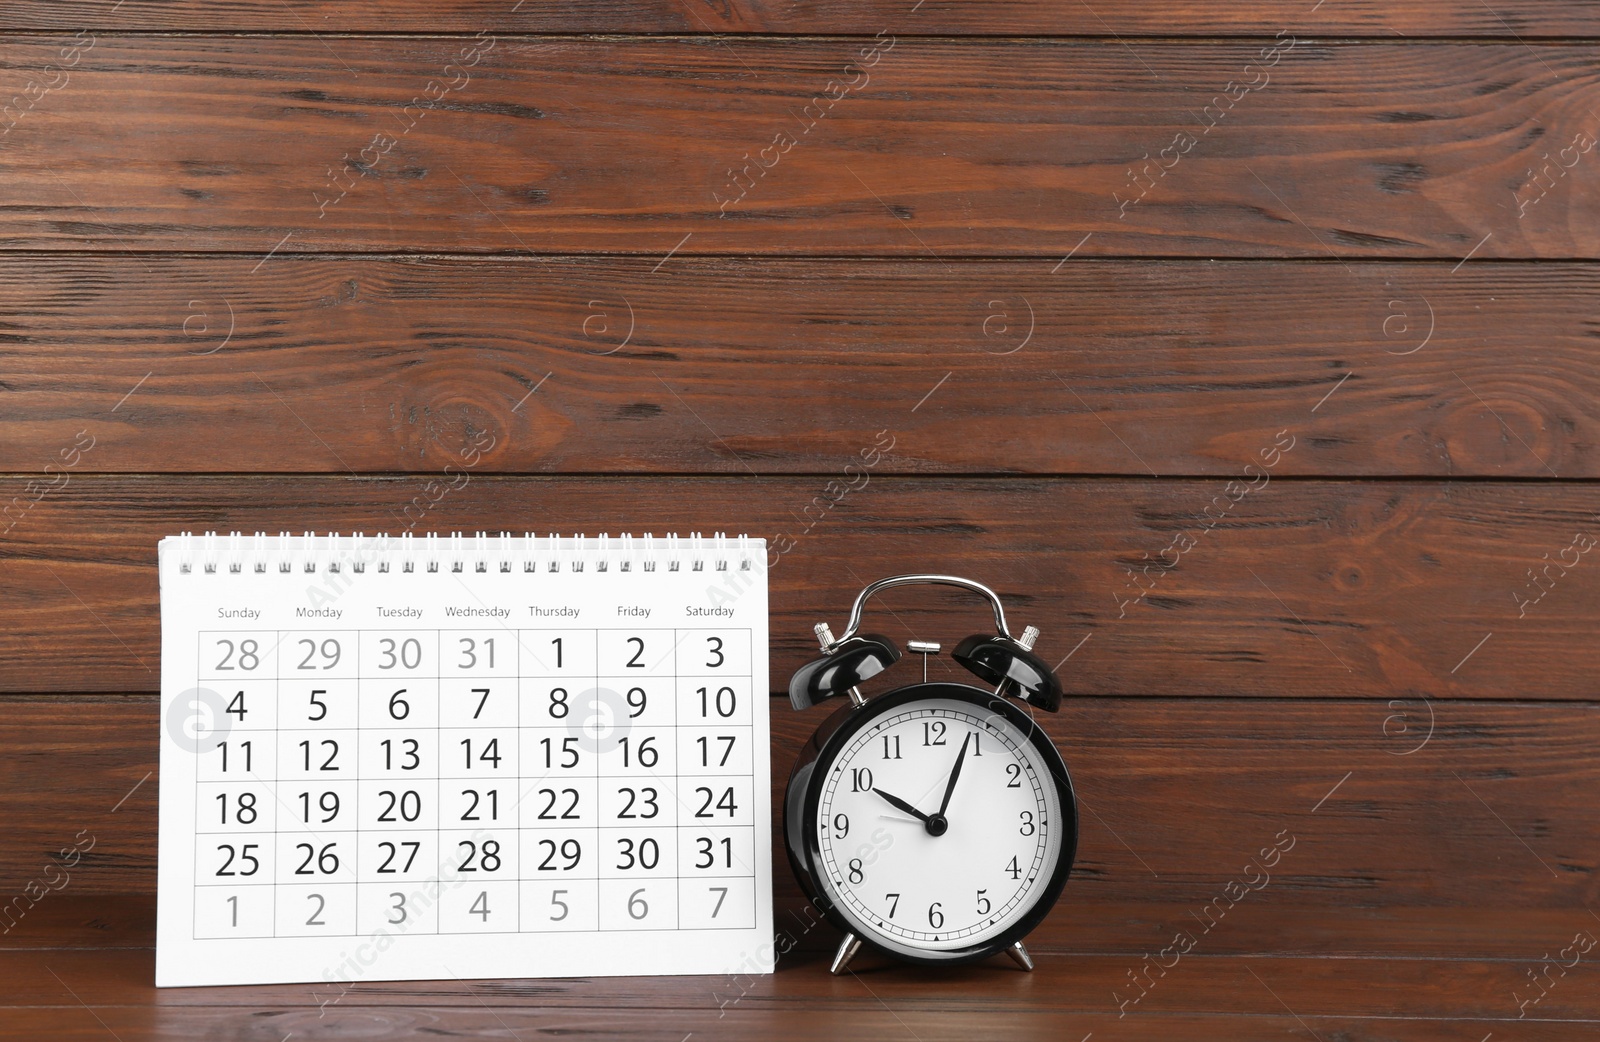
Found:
155,532 -> 772,987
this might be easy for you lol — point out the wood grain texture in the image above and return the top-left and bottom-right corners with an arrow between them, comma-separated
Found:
5,696 -> 1595,961
7,945 -> 1600,1024
2,477 -> 1597,698
3,1003 -> 1592,1042
5,2 -> 1599,36
1,38 -> 1596,257
3,255 -> 1597,478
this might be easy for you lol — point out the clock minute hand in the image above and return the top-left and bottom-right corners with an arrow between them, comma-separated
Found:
872,787 -> 930,823
937,731 -> 973,817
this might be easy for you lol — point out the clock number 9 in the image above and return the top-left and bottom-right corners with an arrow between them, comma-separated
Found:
832,813 -> 849,839
847,858 -> 864,884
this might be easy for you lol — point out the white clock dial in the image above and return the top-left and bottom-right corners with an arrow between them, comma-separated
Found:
814,698 -> 1063,954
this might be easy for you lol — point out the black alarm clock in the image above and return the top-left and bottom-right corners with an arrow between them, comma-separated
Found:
783,574 -> 1077,974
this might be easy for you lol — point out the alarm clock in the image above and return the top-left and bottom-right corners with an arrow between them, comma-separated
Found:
783,574 -> 1077,974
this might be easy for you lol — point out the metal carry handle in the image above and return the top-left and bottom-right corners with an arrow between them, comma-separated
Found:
834,574 -> 1011,644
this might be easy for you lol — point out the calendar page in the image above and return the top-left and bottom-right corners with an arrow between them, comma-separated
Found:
155,532 -> 771,988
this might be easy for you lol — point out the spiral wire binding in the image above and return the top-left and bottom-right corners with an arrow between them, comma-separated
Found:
170,531 -> 758,575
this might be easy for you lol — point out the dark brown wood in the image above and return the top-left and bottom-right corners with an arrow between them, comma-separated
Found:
2,477 -> 1597,698
1,5 -> 1594,1036
5,2 -> 1599,35
3,1003 -> 1592,1042
6,696 -> 1595,961
4,256 -> 1598,478
1,38 -> 1595,257
0,893 -> 152,951
7,944 -> 1600,1023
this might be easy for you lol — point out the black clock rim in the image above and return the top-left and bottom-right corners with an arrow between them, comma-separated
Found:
787,681 -> 1078,966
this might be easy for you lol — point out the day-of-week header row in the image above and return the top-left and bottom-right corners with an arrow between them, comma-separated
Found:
214,604 -> 741,622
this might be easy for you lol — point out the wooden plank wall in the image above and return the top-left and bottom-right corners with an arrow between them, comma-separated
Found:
2,1 -> 1598,1036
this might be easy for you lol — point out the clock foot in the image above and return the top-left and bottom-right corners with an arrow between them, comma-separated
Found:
1003,941 -> 1035,972
829,933 -> 863,975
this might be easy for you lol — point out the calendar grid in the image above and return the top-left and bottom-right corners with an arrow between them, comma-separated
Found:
190,627 -> 756,940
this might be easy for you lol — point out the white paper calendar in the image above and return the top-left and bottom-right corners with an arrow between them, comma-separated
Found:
156,532 -> 771,988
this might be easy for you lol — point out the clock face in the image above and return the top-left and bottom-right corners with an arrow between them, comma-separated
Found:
810,693 -> 1068,957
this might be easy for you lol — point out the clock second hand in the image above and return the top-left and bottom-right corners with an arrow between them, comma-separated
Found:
871,786 -> 931,824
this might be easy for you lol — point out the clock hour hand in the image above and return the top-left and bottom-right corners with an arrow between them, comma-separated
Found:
937,731 -> 973,817
871,787 -> 930,823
